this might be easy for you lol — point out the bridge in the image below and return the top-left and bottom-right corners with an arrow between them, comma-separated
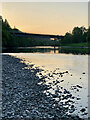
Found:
10,31 -> 64,41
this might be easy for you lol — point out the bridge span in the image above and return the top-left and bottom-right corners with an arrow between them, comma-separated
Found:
11,31 -> 64,41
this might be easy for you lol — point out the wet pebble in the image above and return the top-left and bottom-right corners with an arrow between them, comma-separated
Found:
80,108 -> 86,113
60,80 -> 64,82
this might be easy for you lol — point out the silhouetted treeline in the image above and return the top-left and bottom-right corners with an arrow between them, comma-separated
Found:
2,18 -> 57,47
2,18 -> 19,47
61,26 -> 90,44
2,17 -> 90,48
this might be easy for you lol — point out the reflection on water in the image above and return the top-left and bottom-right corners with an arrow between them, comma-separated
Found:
6,53 -> 88,118
2,46 -> 90,55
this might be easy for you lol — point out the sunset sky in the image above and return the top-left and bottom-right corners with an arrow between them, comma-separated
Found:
2,2 -> 88,35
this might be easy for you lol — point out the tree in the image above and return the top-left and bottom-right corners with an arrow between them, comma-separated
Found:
5,19 -> 10,28
2,18 -> 18,47
72,26 -> 87,43
72,27 -> 83,43
80,26 -> 87,42
87,27 -> 90,43
62,32 -> 72,44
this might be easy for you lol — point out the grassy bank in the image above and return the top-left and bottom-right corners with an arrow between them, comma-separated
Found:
61,42 -> 89,47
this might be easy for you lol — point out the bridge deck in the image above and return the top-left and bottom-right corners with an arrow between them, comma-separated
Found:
10,31 -> 64,39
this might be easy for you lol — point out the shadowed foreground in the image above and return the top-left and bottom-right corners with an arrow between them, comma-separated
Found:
2,55 -> 84,120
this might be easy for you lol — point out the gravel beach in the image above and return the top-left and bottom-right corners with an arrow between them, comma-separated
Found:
2,54 -> 85,120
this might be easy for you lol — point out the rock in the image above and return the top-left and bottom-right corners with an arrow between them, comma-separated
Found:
66,71 -> 68,73
80,108 -> 86,112
71,105 -> 74,108
77,98 -> 81,100
53,81 -> 55,83
55,90 -> 59,93
39,73 -> 42,75
76,85 -> 82,88
83,112 -> 88,115
61,75 -> 63,77
25,110 -> 30,114
56,81 -> 60,84
52,94 -> 57,98
60,80 -> 64,82
69,108 -> 75,113
72,96 -> 75,99
77,89 -> 79,92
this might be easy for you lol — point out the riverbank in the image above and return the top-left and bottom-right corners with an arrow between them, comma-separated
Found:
61,42 -> 89,48
2,46 -> 89,55
2,54 -> 85,119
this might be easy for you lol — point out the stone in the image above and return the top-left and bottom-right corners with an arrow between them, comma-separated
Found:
80,108 -> 86,112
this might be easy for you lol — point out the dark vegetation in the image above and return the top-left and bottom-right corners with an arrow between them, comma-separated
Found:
61,26 -> 90,46
1,17 -> 90,48
2,17 -> 56,47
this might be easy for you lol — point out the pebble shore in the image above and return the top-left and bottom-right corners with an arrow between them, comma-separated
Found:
2,55 -> 85,120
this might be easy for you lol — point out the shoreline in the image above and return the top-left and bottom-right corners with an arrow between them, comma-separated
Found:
2,54 -> 85,119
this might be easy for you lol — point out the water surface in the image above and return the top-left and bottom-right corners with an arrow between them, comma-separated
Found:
6,53 -> 88,118
3,46 -> 89,55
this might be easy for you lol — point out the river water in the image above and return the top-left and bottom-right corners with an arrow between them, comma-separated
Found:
6,52 -> 88,119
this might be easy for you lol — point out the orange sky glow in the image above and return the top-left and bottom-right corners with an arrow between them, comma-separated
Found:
2,2 -> 88,35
